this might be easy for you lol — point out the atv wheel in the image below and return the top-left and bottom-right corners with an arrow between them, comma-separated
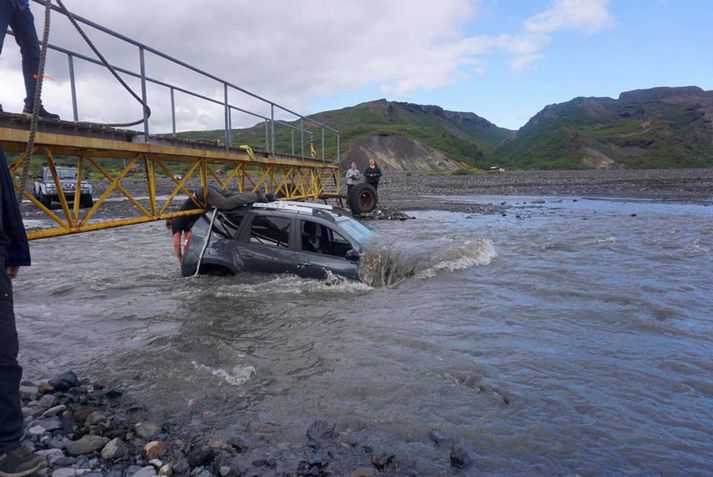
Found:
347,183 -> 377,215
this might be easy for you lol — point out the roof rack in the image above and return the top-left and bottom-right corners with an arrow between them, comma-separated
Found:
251,201 -> 343,222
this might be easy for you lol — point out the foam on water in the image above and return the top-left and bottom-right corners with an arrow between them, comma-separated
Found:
417,239 -> 496,279
191,360 -> 256,386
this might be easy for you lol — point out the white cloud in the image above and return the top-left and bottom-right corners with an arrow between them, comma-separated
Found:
525,0 -> 614,34
0,0 -> 613,131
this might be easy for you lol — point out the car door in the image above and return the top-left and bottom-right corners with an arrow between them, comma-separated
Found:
237,213 -> 299,275
294,219 -> 359,280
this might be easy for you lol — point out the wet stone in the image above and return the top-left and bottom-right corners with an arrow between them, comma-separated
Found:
67,435 -> 110,456
370,452 -> 395,470
101,438 -> 129,460
42,404 -> 67,418
135,422 -> 161,440
347,468 -> 375,477
49,371 -> 81,392
129,466 -> 156,477
52,469 -> 77,477
428,430 -> 451,447
143,441 -> 168,460
449,444 -> 472,470
38,394 -> 58,410
306,420 -> 336,441
187,446 -> 215,467
53,456 -> 76,467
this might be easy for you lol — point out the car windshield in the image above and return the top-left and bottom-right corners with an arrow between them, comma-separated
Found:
56,169 -> 77,180
338,218 -> 375,243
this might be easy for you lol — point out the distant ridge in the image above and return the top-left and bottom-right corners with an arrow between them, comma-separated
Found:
178,86 -> 713,171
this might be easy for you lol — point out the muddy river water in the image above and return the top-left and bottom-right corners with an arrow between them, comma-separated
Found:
15,196 -> 713,475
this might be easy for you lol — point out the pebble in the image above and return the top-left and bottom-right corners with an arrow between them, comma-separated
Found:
101,438 -> 129,460
52,469 -> 77,477
449,444 -> 473,469
347,468 -> 375,477
67,435 -> 110,456
39,394 -> 58,410
42,404 -> 67,418
49,371 -> 81,392
29,425 -> 48,436
143,441 -> 168,460
134,422 -> 161,440
129,466 -> 156,477
36,448 -> 65,465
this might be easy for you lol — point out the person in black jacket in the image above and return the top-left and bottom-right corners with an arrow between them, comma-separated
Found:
0,147 -> 47,476
363,159 -> 382,194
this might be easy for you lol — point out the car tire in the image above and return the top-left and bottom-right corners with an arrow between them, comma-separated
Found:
80,194 -> 93,208
38,191 -> 52,208
347,183 -> 378,215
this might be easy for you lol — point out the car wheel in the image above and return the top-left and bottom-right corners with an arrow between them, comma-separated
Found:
80,194 -> 93,208
347,183 -> 377,215
38,191 -> 52,208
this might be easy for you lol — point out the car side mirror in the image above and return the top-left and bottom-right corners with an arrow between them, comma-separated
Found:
346,249 -> 360,261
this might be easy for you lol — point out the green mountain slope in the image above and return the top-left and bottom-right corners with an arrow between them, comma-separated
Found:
496,86 -> 713,169
178,99 -> 513,170
177,86 -> 713,171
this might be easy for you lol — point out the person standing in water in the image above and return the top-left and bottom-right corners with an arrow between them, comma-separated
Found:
363,159 -> 382,195
344,161 -> 361,195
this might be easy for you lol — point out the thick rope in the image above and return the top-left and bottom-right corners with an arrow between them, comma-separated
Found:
54,0 -> 150,128
16,0 -> 52,204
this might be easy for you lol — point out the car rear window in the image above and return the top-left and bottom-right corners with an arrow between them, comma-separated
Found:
249,216 -> 290,248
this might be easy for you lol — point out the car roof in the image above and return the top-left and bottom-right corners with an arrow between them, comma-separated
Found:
249,201 -> 349,223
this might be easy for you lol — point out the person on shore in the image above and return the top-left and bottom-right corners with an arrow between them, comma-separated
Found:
0,0 -> 60,119
363,159 -> 382,194
0,147 -> 47,477
344,161 -> 361,195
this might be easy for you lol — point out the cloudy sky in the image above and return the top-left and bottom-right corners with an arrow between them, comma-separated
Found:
1,0 -> 711,132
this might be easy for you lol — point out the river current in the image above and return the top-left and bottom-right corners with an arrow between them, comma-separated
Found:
15,196 -> 713,475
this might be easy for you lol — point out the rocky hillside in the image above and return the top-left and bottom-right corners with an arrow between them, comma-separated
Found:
496,86 -> 713,169
177,100 -> 513,172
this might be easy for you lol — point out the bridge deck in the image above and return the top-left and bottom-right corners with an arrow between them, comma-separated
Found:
0,118 -> 341,240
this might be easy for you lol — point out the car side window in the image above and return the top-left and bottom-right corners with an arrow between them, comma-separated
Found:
300,220 -> 351,258
249,216 -> 290,248
214,211 -> 244,239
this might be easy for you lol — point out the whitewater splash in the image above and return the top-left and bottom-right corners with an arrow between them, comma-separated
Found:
417,239 -> 496,278
359,238 -> 496,286
191,360 -> 255,386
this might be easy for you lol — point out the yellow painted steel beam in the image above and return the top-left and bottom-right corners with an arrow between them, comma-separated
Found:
1,126 -> 342,241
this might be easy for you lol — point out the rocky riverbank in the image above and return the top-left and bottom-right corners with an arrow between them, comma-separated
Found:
21,371 -> 475,477
19,168 -> 713,223
377,168 -> 713,211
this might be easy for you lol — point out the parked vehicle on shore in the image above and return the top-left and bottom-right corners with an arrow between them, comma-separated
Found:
181,201 -> 374,280
33,166 -> 94,208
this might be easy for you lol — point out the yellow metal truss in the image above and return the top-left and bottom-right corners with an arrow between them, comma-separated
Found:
1,128 -> 341,240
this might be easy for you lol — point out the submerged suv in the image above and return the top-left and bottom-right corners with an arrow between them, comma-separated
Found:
181,201 -> 374,280
33,166 -> 94,208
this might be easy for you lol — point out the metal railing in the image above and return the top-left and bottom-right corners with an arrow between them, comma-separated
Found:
4,0 -> 340,162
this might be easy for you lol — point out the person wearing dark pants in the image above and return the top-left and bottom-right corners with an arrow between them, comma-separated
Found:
0,146 -> 46,477
363,158 -> 382,198
0,0 -> 59,119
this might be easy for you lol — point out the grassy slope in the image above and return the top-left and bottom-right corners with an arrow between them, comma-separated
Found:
178,87 -> 713,170
496,87 -> 713,169
178,100 -> 513,168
